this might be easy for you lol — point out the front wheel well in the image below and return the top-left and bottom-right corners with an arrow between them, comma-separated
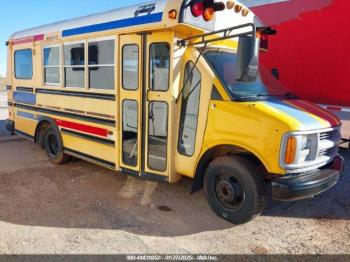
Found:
191,145 -> 267,194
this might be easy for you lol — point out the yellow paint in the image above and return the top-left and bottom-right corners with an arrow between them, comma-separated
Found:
62,133 -> 115,164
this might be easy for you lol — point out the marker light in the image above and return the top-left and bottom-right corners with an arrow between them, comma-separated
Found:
284,137 -> 297,165
242,8 -> 249,17
203,7 -> 215,21
226,1 -> 235,9
191,1 -> 204,17
234,4 -> 242,13
168,9 -> 177,19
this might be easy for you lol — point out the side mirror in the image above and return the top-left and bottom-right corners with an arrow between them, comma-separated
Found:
236,36 -> 260,82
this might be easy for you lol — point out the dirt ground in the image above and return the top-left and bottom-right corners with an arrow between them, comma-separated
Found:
0,135 -> 348,255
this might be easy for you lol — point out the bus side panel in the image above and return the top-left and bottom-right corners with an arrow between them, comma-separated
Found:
13,108 -> 37,137
62,132 -> 116,165
36,94 -> 116,119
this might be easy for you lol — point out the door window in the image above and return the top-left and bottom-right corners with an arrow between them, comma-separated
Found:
122,44 -> 139,91
148,101 -> 168,171
149,43 -> 170,91
178,62 -> 201,156
122,100 -> 139,167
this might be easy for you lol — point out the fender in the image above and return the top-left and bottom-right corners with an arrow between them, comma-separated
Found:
34,116 -> 60,145
191,144 -> 267,194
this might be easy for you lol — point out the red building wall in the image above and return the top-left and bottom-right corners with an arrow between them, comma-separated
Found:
255,0 -> 350,107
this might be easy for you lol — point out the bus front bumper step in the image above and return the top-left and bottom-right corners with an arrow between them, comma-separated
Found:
271,155 -> 344,201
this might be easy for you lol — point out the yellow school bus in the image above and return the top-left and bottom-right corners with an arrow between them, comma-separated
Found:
5,0 -> 344,224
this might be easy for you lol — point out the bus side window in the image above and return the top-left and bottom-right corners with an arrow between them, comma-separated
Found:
178,62 -> 201,157
149,43 -> 170,91
64,43 -> 85,88
88,39 -> 115,90
43,46 -> 60,85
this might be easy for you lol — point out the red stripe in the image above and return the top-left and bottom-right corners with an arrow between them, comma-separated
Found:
55,119 -> 108,138
13,34 -> 44,45
288,100 -> 340,127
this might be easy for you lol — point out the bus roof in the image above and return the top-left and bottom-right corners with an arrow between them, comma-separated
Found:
11,0 -> 168,40
10,0 -> 258,43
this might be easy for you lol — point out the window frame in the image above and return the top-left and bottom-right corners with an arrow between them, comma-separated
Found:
63,40 -> 86,89
42,44 -> 61,86
177,61 -> 202,157
87,36 -> 116,91
149,42 -> 171,92
14,49 -> 33,80
122,43 -> 140,91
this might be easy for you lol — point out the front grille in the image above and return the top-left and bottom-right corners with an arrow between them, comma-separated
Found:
318,147 -> 337,157
317,128 -> 341,159
319,130 -> 336,141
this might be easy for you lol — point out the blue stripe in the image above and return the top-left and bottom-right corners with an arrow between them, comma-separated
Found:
13,92 -> 36,105
17,111 -> 36,120
62,12 -> 163,37
265,100 -> 323,130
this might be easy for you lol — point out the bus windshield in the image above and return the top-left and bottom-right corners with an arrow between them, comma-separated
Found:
203,49 -> 290,101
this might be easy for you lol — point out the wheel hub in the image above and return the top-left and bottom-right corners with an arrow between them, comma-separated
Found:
215,174 -> 246,210
217,180 -> 236,202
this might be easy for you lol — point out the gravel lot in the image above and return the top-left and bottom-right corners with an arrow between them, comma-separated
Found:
0,134 -> 348,255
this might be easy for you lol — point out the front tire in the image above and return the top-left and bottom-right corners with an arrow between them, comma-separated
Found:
44,126 -> 71,165
204,156 -> 266,224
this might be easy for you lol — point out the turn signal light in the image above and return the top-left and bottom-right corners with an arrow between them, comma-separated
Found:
284,137 -> 297,165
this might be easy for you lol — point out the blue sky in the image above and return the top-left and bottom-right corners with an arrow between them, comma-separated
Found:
0,0 -> 146,77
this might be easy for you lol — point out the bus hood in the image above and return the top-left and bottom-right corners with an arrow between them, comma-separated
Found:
257,98 -> 341,131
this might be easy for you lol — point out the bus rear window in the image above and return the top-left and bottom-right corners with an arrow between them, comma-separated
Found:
15,49 -> 33,80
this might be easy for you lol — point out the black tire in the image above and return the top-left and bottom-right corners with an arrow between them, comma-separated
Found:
204,156 -> 266,224
43,126 -> 71,165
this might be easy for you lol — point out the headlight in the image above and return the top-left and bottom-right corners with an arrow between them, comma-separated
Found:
281,133 -> 318,167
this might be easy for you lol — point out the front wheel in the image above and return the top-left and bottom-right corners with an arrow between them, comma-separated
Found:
204,156 -> 266,224
44,126 -> 71,165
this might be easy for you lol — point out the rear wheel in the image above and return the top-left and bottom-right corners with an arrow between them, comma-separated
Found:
44,126 -> 71,165
204,156 -> 266,224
